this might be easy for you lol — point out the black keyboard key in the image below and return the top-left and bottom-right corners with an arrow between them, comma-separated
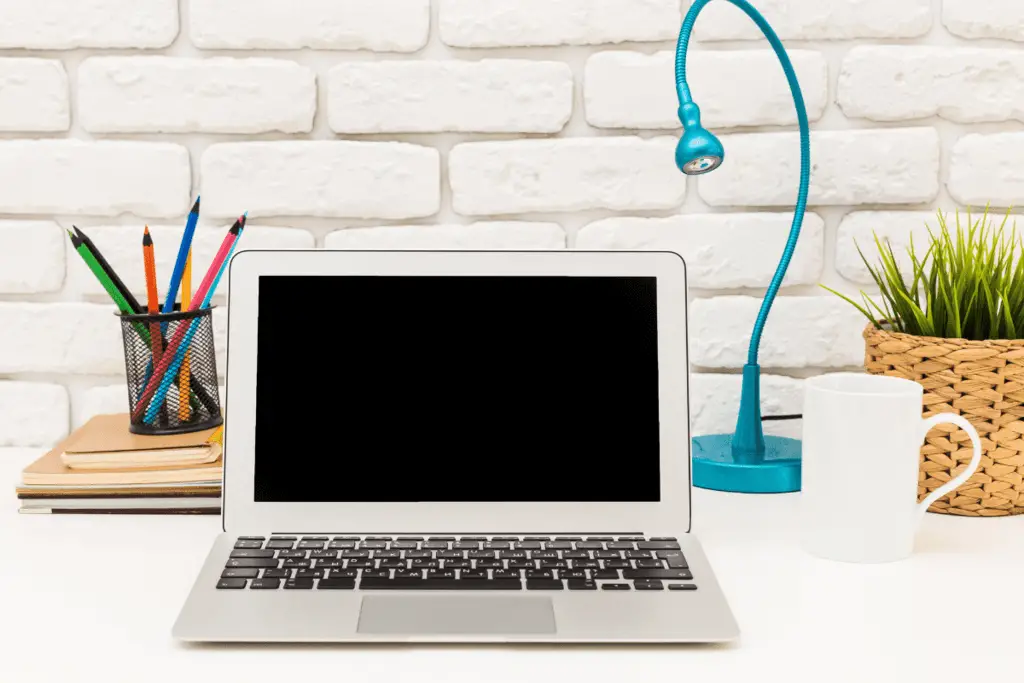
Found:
462,536 -> 487,541
595,550 -> 621,559
295,569 -> 324,579
492,569 -> 520,580
428,536 -> 455,541
282,558 -> 311,568
508,559 -> 533,569
226,558 -> 278,568
374,550 -> 401,559
555,537 -> 582,541
297,541 -> 324,550
333,536 -> 360,541
523,536 -> 550,541
576,542 -> 604,550
238,536 -> 265,541
407,550 -> 433,559
668,583 -> 697,591
342,550 -> 369,559
301,536 -> 329,541
443,559 -> 471,569
560,569 -> 586,580
571,560 -> 599,569
492,536 -> 519,542
602,583 -> 630,591
475,559 -> 502,569
359,541 -> 387,550
269,536 -> 297,541
468,550 -> 496,559
311,550 -> 338,559
634,580 -> 664,590
422,542 -> 448,550
526,579 -> 563,590
217,578 -> 247,589
263,568 -> 290,579
650,537 -> 676,542
603,559 -> 629,569
365,536 -> 392,541
625,550 -> 652,559
234,540 -> 264,549
532,550 -> 557,559
396,536 -> 423,541
319,579 -> 355,590
593,569 -> 620,580
427,570 -> 456,580
362,569 -> 390,579
638,541 -> 680,550
329,569 -> 358,579
617,537 -> 644,542
361,578 -> 520,590
347,559 -> 373,568
607,542 -> 635,550
328,541 -> 356,549
564,550 -> 590,560
391,542 -> 418,550
586,537 -> 613,542
266,540 -> 295,550
499,550 -> 527,559
284,579 -> 314,589
515,541 -> 542,550
278,550 -> 307,559
411,559 -> 439,569
526,569 -> 552,580
460,569 -> 488,580
540,559 -> 567,569
636,559 -> 664,569
379,558 -> 406,569
222,568 -> 259,579
658,551 -> 689,568
250,578 -> 280,590
567,579 -> 597,590
547,541 -> 572,550
483,542 -> 510,550
454,541 -> 479,550
315,559 -> 344,568
395,568 -> 422,578
622,569 -> 692,580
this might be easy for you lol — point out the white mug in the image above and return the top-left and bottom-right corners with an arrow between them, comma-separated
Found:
800,373 -> 983,563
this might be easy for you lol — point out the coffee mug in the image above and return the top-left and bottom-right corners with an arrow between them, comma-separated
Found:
801,373 -> 983,563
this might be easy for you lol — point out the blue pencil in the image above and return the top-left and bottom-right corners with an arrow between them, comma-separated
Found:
162,196 -> 200,313
143,221 -> 246,424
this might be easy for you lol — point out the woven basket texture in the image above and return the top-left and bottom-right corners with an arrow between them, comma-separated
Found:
863,324 -> 1024,516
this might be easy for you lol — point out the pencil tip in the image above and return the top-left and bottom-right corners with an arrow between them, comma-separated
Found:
191,196 -> 201,213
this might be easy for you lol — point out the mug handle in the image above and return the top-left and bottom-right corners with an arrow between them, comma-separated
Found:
916,413 -> 983,522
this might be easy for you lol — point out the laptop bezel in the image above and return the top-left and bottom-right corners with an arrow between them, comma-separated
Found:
221,250 -> 691,534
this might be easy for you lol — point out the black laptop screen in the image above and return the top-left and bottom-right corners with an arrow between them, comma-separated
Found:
253,275 -> 661,502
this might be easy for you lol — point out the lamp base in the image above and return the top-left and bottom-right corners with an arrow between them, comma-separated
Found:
691,434 -> 802,493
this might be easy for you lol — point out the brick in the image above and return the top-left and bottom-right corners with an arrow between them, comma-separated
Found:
576,213 -> 824,290
695,0 -> 931,41
201,142 -> 440,219
584,50 -> 827,129
0,0 -> 177,49
840,47 -> 1024,123
0,222 -> 64,294
944,0 -> 1024,42
692,374 -> 804,439
439,0 -> 679,47
949,134 -> 1024,208
0,382 -> 69,447
189,0 -> 429,51
325,222 -> 566,250
0,303 -> 124,375
79,57 -> 316,134
450,137 -> 683,216
690,296 -> 866,369
835,212 -> 942,284
0,59 -> 69,131
0,141 -> 190,217
69,224 -> 314,302
76,383 -> 223,427
698,128 -> 940,207
328,60 -> 573,134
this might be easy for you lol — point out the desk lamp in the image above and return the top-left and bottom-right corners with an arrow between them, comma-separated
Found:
675,0 -> 810,493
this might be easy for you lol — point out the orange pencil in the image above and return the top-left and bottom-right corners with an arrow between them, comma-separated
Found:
179,249 -> 192,420
142,227 -> 163,365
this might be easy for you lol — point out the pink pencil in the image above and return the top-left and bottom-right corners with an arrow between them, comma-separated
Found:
131,216 -> 245,420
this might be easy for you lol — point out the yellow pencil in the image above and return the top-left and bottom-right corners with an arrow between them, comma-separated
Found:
179,249 -> 192,421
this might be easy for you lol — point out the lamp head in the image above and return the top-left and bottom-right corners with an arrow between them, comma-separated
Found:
675,102 -> 724,175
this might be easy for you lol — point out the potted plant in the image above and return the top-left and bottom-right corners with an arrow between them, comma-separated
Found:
826,208 -> 1024,517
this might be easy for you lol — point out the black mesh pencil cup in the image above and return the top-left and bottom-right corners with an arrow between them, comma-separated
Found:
118,307 -> 222,435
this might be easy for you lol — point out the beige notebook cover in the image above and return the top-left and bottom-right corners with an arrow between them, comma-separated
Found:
59,414 -> 223,469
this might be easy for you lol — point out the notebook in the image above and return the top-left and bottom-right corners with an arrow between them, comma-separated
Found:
23,445 -> 223,486
59,414 -> 222,470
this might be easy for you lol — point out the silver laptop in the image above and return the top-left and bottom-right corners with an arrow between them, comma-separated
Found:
172,250 -> 739,643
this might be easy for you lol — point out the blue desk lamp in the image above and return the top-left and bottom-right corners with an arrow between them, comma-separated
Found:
675,0 -> 810,493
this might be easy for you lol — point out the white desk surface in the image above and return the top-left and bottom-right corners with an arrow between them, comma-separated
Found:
1,450 -> 1021,682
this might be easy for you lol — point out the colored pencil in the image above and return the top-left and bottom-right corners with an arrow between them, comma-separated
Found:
133,217 -> 246,422
73,226 -> 142,314
142,227 -> 163,358
180,249 -> 193,421
69,229 -> 135,316
163,197 -> 200,313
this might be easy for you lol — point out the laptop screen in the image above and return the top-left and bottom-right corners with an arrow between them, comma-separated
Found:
253,275 -> 661,503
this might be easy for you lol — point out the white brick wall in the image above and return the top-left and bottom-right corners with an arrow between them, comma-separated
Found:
79,57 -> 316,134
0,59 -> 69,132
692,374 -> 804,439
585,50 -> 828,129
0,0 -> 1019,448
328,61 -> 574,134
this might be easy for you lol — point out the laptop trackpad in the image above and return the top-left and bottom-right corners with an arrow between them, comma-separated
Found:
357,596 -> 556,635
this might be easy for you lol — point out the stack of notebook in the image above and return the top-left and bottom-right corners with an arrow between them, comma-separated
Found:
16,414 -> 222,514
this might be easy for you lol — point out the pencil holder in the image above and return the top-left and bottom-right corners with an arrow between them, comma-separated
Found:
118,307 -> 222,435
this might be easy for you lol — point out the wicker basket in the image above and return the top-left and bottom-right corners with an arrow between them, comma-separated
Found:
863,324 -> 1024,516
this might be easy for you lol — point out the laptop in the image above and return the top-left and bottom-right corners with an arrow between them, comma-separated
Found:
172,250 -> 739,643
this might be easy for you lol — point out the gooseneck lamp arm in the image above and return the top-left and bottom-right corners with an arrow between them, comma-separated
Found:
677,0 -> 811,489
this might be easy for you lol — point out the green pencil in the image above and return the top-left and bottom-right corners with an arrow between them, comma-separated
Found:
68,229 -> 138,319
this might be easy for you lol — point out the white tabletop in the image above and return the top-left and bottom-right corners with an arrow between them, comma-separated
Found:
2,450 -> 1021,682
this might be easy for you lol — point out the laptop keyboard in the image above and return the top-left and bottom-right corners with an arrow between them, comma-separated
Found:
218,535 -> 695,592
